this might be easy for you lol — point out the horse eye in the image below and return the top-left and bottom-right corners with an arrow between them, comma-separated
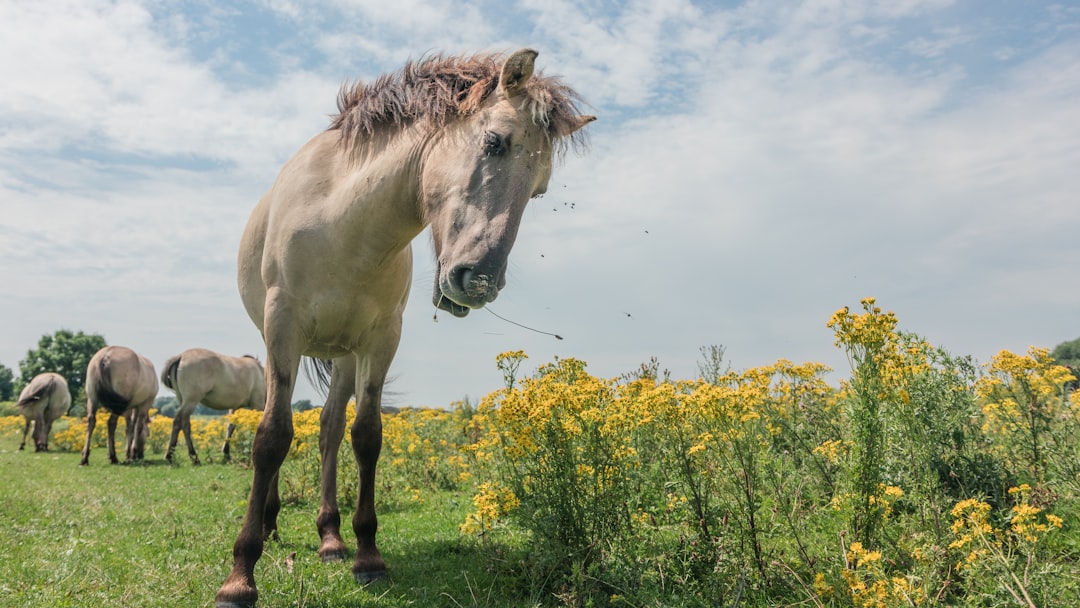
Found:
483,131 -> 507,157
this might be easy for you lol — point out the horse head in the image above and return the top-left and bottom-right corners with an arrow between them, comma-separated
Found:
423,49 -> 594,317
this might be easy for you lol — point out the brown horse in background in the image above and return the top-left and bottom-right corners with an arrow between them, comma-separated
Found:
79,346 -> 158,466
161,348 -> 266,464
16,372 -> 71,451
216,49 -> 593,607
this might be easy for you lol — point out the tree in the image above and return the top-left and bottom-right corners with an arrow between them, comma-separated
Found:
154,396 -> 179,418
0,364 -> 14,401
1051,337 -> 1080,393
1050,336 -> 1080,368
292,399 -> 316,412
19,330 -> 107,414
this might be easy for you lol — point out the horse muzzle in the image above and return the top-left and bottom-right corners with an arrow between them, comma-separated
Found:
433,266 -> 502,317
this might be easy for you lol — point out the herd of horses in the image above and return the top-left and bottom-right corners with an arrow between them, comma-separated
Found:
15,345 -> 265,465
16,49 -> 593,607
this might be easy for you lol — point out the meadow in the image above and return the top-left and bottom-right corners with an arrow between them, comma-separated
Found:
1,299 -> 1078,607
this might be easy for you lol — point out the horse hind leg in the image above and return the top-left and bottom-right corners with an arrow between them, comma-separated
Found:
107,412 -> 120,465
221,416 -> 235,463
182,412 -> 201,465
79,403 -> 98,466
18,417 -> 31,451
166,409 -> 185,463
315,356 -> 357,562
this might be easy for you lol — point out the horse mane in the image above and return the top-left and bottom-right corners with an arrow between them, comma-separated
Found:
329,52 -> 588,157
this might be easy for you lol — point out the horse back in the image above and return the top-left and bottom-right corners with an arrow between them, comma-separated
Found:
172,348 -> 265,412
87,346 -> 158,416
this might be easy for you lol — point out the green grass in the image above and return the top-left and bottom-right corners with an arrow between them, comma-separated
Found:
0,438 -> 537,608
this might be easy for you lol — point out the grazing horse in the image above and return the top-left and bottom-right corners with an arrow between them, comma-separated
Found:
161,348 -> 266,464
16,372 -> 71,451
215,49 -> 593,607
79,346 -> 158,466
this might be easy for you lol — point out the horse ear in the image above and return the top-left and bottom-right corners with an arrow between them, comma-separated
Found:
499,48 -> 538,98
559,114 -> 597,138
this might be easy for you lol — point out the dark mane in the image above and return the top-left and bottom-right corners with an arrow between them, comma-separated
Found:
328,52 -> 588,156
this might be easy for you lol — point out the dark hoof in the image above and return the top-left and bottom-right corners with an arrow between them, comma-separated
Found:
353,570 -> 388,585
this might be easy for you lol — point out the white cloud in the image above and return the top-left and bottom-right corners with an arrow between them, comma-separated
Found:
2,0 -> 1078,408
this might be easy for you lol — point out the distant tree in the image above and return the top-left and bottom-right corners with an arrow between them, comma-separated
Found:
154,396 -> 179,418
292,399 -> 316,412
194,405 -> 228,416
0,364 -> 14,401
19,330 -> 107,414
1051,337 -> 1080,368
1051,337 -> 1080,392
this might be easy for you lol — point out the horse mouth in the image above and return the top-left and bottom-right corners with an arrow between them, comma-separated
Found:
433,266 -> 502,317
434,292 -> 473,318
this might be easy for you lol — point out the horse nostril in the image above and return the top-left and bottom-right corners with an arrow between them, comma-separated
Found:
449,265 -> 495,301
449,266 -> 474,293
460,267 -> 475,292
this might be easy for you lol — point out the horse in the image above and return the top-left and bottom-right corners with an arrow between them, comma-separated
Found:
16,372 -> 71,452
160,348 -> 266,465
79,345 -> 159,466
215,49 -> 593,607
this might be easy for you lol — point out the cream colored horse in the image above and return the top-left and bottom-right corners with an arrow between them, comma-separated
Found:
161,348 -> 265,464
79,346 -> 158,465
216,49 -> 593,607
16,372 -> 71,451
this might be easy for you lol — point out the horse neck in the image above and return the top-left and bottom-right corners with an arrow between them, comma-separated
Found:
335,125 -> 429,248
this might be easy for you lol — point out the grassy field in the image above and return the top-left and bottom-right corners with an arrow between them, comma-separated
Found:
4,307 -> 1080,608
0,437 -> 532,608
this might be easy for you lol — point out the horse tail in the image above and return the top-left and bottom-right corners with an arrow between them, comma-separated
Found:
161,354 -> 181,390
17,375 -> 54,407
93,356 -> 131,415
301,357 -> 333,397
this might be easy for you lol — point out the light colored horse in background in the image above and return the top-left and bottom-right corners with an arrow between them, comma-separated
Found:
16,372 -> 71,451
160,348 -> 266,465
79,346 -> 158,466
215,49 -> 593,607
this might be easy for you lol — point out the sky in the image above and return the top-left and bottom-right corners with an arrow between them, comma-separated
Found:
2,0 -> 1078,408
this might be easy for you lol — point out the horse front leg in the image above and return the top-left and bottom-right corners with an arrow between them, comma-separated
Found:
41,417 -> 56,452
352,381 -> 386,582
131,407 -> 150,461
316,356 -> 357,562
215,298 -> 300,608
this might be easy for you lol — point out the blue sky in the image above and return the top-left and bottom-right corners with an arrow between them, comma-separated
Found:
2,0 -> 1079,407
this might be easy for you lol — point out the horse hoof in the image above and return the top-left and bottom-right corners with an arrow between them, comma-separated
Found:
353,570 -> 387,585
319,549 -> 347,563
215,579 -> 257,608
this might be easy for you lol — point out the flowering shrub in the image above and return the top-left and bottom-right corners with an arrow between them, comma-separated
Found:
976,347 -> 1078,480
2,298 -> 1075,607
